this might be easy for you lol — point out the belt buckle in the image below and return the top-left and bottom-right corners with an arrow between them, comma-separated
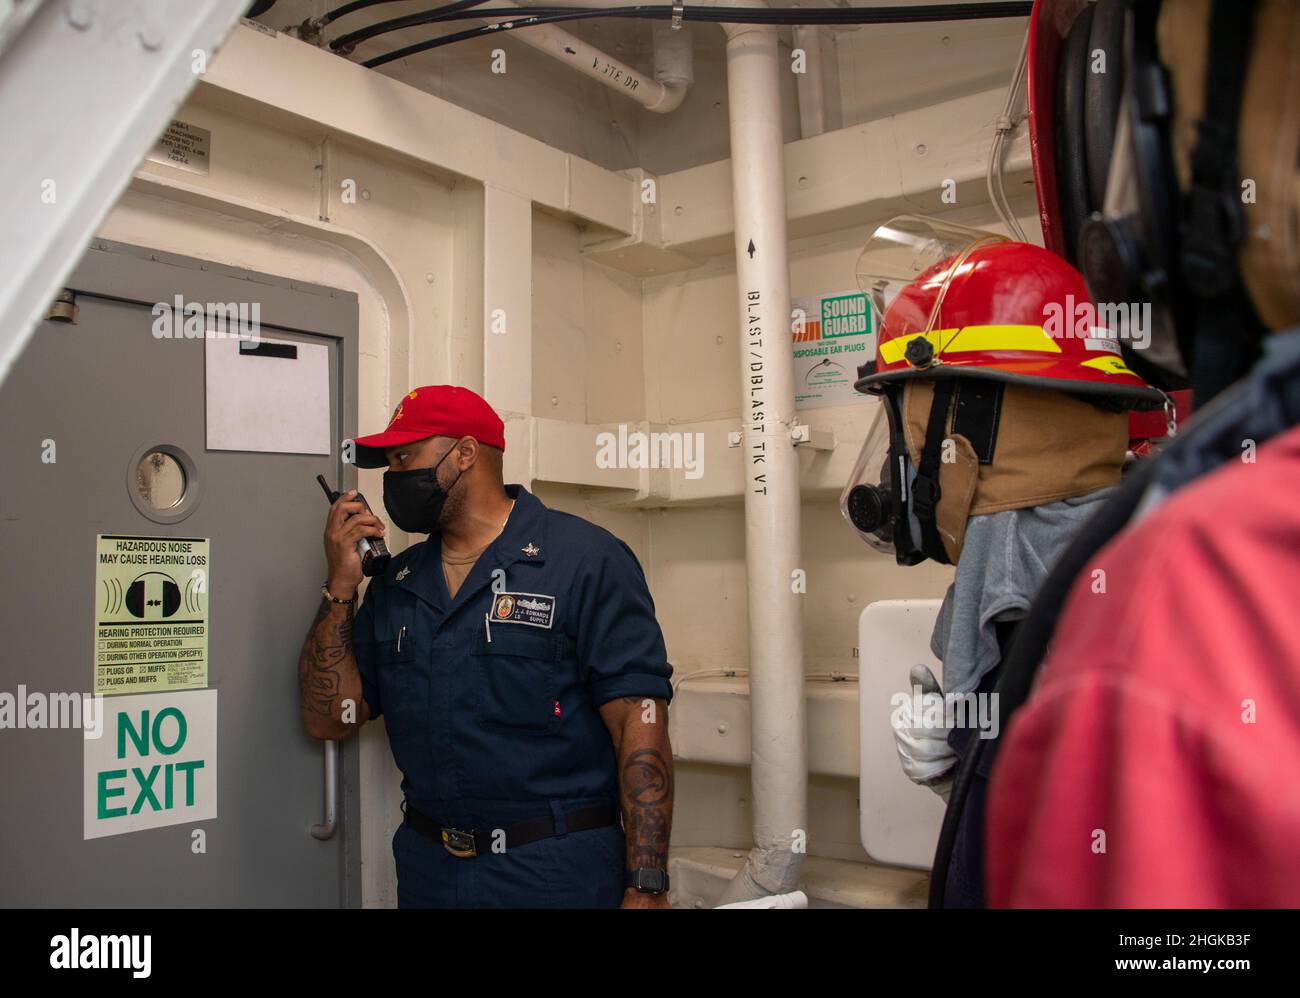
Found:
441,827 -> 477,858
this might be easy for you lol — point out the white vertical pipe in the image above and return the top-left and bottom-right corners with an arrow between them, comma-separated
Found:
716,18 -> 808,904
793,26 -> 826,138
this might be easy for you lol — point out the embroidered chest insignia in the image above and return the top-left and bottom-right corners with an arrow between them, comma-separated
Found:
395,566 -> 411,581
522,543 -> 540,557
490,591 -> 556,629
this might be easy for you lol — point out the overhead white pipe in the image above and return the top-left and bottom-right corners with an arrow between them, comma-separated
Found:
498,0 -> 691,112
793,25 -> 826,138
650,21 -> 694,109
714,13 -> 808,905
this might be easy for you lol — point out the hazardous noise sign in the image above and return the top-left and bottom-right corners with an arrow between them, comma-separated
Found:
93,535 -> 209,696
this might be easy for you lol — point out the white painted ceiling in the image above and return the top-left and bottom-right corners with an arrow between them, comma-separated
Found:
248,1 -> 1026,175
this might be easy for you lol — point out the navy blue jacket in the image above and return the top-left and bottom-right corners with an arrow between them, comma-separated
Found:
354,484 -> 673,822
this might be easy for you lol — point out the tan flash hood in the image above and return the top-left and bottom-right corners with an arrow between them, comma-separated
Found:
902,380 -> 1129,562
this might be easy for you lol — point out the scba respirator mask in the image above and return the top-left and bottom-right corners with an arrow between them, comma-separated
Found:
1074,0 -> 1300,404
841,390 -> 924,565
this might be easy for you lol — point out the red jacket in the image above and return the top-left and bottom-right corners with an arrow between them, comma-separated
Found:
986,424 -> 1300,907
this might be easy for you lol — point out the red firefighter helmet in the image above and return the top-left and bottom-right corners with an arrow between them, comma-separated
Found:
854,216 -> 1164,410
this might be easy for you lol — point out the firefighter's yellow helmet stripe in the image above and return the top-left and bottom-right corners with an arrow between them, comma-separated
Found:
879,325 -> 1063,365
1079,355 -> 1138,376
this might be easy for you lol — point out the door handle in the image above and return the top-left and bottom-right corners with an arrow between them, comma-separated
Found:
310,739 -> 338,840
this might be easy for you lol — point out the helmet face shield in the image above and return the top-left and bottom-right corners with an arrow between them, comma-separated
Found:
855,215 -> 1009,336
838,393 -> 925,566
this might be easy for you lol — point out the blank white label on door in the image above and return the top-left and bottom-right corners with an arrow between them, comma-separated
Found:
205,336 -> 331,454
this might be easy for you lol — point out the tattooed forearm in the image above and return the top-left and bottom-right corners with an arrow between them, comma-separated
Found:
296,597 -> 364,735
621,745 -> 673,873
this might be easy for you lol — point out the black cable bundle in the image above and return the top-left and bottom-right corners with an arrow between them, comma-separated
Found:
317,2 -> 1032,67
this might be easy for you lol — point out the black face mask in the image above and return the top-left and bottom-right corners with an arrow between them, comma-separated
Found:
382,441 -> 463,535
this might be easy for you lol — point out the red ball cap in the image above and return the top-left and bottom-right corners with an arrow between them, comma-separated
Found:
350,385 -> 505,468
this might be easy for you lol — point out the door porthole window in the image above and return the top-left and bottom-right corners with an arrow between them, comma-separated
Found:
126,444 -> 202,524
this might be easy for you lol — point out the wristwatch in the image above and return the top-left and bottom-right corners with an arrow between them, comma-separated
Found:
626,868 -> 669,895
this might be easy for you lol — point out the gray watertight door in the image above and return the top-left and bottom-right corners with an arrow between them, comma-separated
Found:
0,241 -> 362,907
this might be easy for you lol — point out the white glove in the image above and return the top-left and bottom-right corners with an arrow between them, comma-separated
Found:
892,664 -> 957,797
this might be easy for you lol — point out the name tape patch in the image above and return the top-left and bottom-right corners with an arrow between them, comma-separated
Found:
490,592 -> 556,629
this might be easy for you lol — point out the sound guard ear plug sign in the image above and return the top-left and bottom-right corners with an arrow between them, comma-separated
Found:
94,535 -> 209,696
83,689 -> 217,840
791,289 -> 876,409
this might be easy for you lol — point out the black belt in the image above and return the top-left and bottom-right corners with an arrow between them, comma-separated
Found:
403,801 -> 618,858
